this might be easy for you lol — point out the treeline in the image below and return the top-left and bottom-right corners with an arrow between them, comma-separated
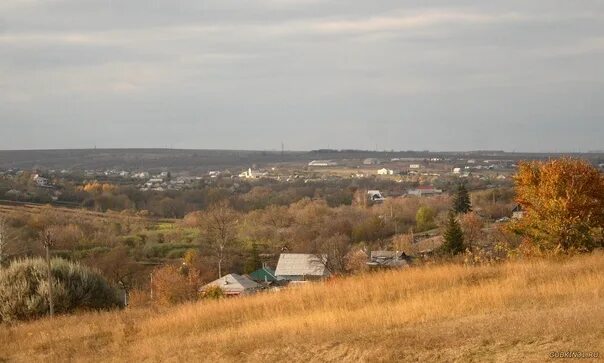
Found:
1,171 -> 510,219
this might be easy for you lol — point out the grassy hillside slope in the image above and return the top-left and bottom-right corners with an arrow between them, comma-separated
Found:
1,254 -> 603,362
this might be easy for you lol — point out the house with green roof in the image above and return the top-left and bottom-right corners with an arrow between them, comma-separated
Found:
248,266 -> 285,285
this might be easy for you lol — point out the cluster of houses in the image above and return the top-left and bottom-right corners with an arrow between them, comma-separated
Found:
200,251 -> 412,297
139,173 -> 199,192
32,174 -> 52,188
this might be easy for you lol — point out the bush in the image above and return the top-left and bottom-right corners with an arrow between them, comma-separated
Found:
201,285 -> 225,300
127,288 -> 151,308
0,258 -> 122,323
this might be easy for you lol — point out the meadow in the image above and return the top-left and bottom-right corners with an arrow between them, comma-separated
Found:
1,253 -> 603,362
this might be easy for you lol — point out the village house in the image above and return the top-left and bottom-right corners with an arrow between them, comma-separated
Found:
201,274 -> 262,296
367,251 -> 412,269
407,186 -> 443,197
275,253 -> 330,282
248,265 -> 286,286
367,190 -> 386,202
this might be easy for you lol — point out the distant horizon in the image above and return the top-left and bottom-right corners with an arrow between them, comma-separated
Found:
0,147 -> 602,155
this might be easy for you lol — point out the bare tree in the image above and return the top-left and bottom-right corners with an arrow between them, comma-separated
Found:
314,234 -> 351,275
199,201 -> 240,278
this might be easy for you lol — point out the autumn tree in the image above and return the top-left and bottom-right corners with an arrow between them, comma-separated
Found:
459,212 -> 484,249
415,206 -> 436,232
513,158 -> 604,252
199,201 -> 240,278
441,212 -> 465,255
344,248 -> 369,274
84,247 -> 142,291
151,264 -> 201,306
315,233 -> 351,274
452,183 -> 472,214
391,233 -> 415,255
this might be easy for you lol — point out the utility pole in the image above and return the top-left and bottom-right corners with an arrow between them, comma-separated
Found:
150,271 -> 154,300
42,230 -> 55,318
0,217 -> 6,267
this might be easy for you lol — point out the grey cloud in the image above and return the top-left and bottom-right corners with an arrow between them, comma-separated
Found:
0,0 -> 603,151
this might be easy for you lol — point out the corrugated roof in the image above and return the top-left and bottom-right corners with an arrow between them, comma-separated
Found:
275,253 -> 328,277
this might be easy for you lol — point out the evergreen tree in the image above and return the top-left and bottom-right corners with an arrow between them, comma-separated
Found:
442,212 -> 465,255
453,183 -> 472,214
244,243 -> 262,274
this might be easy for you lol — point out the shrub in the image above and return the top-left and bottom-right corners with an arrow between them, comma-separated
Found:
201,285 -> 225,300
0,258 -> 122,323
127,288 -> 151,308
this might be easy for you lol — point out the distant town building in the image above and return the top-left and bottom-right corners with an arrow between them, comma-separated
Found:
409,164 -> 421,169
133,172 -> 150,179
453,167 -> 462,174
238,168 -> 266,179
377,168 -> 394,175
32,174 -> 50,187
308,160 -> 338,167
363,158 -> 381,165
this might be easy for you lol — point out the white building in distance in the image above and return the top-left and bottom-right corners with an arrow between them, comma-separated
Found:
377,168 -> 395,175
308,160 -> 338,167
239,168 -> 267,179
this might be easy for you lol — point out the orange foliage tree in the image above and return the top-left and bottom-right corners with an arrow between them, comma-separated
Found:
513,158 -> 604,252
151,264 -> 201,306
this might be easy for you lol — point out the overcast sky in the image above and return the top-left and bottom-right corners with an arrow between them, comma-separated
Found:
1,1 -> 603,152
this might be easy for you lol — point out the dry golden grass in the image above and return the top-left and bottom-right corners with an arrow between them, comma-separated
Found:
1,254 -> 603,362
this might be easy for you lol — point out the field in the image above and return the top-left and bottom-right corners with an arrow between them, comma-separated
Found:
1,253 -> 603,362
